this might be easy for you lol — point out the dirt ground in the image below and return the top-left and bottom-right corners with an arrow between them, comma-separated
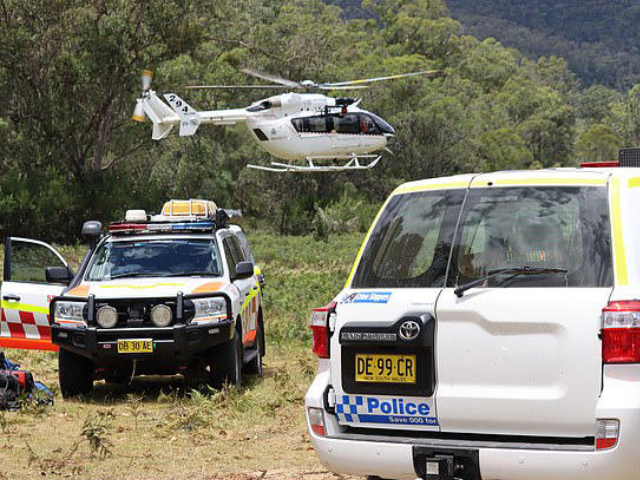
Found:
0,347 -> 360,480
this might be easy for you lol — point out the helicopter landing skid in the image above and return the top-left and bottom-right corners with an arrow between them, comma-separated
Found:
247,154 -> 382,173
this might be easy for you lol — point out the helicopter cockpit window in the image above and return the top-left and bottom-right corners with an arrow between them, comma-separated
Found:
359,114 -> 380,135
368,113 -> 395,135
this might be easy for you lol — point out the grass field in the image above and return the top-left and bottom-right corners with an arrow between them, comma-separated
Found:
0,231 -> 364,480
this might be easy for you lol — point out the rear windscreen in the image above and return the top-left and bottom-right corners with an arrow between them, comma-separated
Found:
352,186 -> 612,289
352,190 -> 465,288
450,187 -> 612,288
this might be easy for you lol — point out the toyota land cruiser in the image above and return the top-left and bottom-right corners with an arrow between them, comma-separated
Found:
306,168 -> 640,480
1,199 -> 265,397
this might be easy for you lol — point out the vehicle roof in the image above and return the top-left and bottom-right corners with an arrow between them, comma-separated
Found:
393,168 -> 640,195
105,233 -> 218,243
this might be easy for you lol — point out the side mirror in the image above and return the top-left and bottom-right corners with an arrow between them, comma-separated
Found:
81,220 -> 103,246
235,261 -> 254,280
46,266 -> 73,285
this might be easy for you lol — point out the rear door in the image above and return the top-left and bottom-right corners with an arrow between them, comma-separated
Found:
435,174 -> 613,438
1,237 -> 71,351
331,179 -> 470,432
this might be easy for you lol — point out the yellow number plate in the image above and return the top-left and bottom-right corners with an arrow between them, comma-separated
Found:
355,353 -> 416,384
117,339 -> 154,354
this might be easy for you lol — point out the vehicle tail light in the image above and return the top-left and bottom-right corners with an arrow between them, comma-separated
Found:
310,301 -> 336,359
596,419 -> 619,450
308,407 -> 326,436
602,301 -> 640,363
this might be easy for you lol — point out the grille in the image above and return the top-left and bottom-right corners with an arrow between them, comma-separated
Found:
93,299 -> 195,328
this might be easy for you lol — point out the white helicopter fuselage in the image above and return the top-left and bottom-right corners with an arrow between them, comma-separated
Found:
139,91 -> 393,161
243,94 -> 390,160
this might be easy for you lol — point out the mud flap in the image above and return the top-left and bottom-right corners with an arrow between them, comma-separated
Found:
413,446 -> 481,480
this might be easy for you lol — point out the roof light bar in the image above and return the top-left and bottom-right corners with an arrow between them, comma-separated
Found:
109,221 -> 216,235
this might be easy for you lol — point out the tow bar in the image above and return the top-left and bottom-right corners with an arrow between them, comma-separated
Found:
413,447 -> 481,480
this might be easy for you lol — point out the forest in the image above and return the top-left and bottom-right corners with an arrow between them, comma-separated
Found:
443,0 -> 640,89
1,0 -> 639,243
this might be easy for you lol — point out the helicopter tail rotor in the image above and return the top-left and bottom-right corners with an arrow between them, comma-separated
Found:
132,69 -> 179,139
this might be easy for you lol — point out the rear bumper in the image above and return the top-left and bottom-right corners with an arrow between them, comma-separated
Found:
305,368 -> 640,480
51,319 -> 234,367
309,432 -> 639,480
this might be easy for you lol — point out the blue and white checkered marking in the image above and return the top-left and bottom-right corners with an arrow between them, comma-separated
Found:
335,395 -> 438,426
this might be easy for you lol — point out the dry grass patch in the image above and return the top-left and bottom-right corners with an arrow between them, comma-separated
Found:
0,346 -> 354,480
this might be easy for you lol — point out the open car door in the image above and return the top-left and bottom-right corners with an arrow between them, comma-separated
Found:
1,237 -> 72,351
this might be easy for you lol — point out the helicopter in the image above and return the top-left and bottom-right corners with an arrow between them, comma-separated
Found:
132,68 -> 436,172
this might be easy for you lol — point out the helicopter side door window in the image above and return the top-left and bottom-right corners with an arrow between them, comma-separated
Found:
333,113 -> 360,134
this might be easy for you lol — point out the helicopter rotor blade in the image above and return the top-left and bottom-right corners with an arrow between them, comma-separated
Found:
241,68 -> 302,88
317,85 -> 370,91
185,85 -> 292,90
322,69 -> 438,88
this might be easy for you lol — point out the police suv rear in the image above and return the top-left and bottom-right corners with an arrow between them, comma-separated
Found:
306,167 -> 640,480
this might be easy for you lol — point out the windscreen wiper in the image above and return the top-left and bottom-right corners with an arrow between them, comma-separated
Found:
107,272 -> 156,280
161,271 -> 220,277
454,266 -> 568,298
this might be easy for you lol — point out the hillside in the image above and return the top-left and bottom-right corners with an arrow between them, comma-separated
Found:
445,0 -> 640,88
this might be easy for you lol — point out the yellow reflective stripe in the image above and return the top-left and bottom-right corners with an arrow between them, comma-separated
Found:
628,178 -> 640,188
471,178 -> 606,187
241,288 -> 258,313
610,177 -> 628,285
393,181 -> 469,195
1,301 -> 49,315
99,282 -> 186,290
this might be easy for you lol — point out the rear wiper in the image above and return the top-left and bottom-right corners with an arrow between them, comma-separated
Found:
454,266 -> 568,298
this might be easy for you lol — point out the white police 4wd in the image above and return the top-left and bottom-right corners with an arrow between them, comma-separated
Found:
306,168 -> 640,480
0,200 -> 265,397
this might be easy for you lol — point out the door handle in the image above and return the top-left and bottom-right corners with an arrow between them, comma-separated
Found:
3,294 -> 20,302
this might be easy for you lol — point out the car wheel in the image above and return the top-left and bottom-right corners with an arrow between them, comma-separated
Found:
244,317 -> 264,376
59,348 -> 94,398
210,331 -> 242,389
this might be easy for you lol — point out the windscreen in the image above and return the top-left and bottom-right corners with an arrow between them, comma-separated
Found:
352,189 -> 465,288
450,186 -> 612,288
86,239 -> 221,281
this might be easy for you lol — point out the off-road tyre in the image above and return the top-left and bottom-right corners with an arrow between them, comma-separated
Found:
59,348 -> 94,397
210,331 -> 242,389
244,316 -> 264,376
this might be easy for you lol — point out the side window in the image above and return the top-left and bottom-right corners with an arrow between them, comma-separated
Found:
7,239 -> 66,283
334,113 -> 360,134
222,239 -> 237,279
291,118 -> 303,132
306,116 -> 327,133
229,236 -> 247,263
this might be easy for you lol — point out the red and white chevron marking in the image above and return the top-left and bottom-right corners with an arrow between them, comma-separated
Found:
0,308 -> 51,341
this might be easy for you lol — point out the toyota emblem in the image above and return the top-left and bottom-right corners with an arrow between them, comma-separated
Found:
399,320 -> 420,341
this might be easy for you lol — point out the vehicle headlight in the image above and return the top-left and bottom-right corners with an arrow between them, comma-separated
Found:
54,301 -> 86,324
192,298 -> 227,323
96,305 -> 118,329
150,304 -> 172,327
